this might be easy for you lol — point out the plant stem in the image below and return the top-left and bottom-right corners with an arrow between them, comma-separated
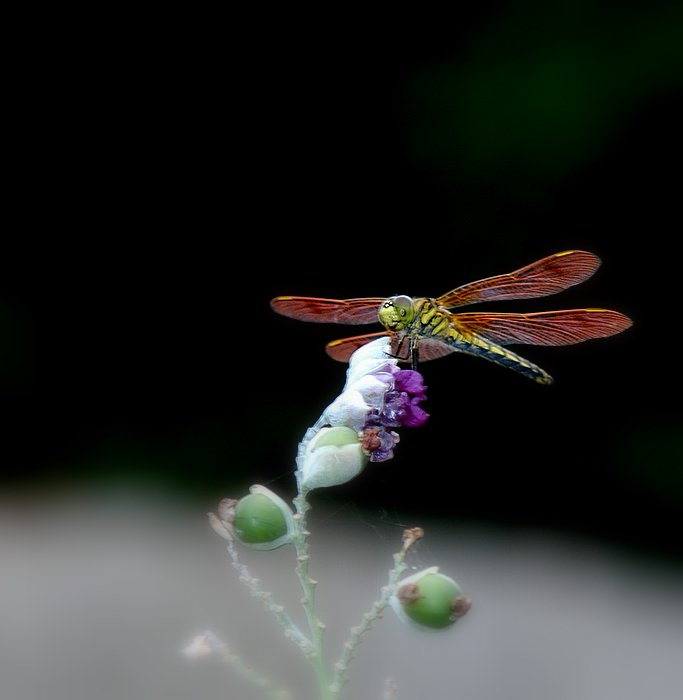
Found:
292,489 -> 334,700
221,529 -> 312,655
293,422 -> 334,700
216,643 -> 294,700
330,527 -> 424,696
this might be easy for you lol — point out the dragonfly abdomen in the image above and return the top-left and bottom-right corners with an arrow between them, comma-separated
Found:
448,327 -> 552,384
413,300 -> 553,384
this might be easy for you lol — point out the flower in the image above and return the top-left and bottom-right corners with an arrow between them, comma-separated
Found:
300,337 -> 429,487
379,368 -> 429,429
359,425 -> 400,462
182,631 -> 224,659
301,426 -> 368,490
339,339 -> 428,449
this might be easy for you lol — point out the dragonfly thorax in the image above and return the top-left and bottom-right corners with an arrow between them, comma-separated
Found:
378,295 -> 416,331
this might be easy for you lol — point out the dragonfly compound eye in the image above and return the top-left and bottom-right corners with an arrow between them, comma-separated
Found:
378,295 -> 415,330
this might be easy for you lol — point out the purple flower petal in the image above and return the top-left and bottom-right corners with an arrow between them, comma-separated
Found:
379,384 -> 429,428
394,369 -> 426,397
379,390 -> 406,427
356,366 -> 428,463
401,401 -> 429,427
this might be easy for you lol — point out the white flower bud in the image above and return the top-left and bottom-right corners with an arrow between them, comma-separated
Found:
350,374 -> 392,410
323,388 -> 371,431
344,337 -> 396,386
301,426 -> 368,490
323,351 -> 395,430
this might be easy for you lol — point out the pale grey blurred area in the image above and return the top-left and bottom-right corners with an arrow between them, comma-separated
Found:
1,488 -> 681,700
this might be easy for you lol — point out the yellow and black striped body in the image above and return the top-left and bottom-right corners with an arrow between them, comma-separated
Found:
380,297 -> 553,384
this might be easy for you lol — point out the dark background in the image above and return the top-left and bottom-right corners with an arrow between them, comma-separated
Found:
3,3 -> 682,559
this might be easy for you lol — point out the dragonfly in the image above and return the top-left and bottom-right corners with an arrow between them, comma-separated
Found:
270,250 -> 632,384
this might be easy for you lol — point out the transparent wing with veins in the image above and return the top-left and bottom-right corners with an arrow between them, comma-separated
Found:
270,250 -> 632,365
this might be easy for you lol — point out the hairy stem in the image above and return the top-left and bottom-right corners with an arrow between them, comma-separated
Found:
222,532 -> 312,655
330,528 -> 424,696
292,421 -> 334,700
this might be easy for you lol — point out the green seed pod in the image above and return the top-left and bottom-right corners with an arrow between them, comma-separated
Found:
301,426 -> 368,490
390,566 -> 471,631
218,485 -> 295,550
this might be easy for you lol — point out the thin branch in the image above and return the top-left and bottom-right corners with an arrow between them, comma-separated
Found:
220,527 -> 313,655
330,528 -> 424,696
185,631 -> 293,700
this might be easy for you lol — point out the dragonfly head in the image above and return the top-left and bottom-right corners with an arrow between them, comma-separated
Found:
378,295 -> 416,331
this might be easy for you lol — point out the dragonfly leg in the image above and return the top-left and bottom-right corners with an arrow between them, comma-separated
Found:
389,334 -> 409,363
410,339 -> 420,371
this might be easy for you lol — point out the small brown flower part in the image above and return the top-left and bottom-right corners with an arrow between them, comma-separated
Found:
359,427 -> 382,452
401,526 -> 425,552
397,582 -> 422,606
450,595 -> 472,619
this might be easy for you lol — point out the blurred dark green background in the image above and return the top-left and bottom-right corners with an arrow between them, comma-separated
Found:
4,2 -> 682,557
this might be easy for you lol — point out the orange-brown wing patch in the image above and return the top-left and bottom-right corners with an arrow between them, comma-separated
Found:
325,332 -> 392,361
327,334 -> 457,364
270,296 -> 384,324
435,250 -> 601,308
453,309 -> 633,346
413,339 -> 457,361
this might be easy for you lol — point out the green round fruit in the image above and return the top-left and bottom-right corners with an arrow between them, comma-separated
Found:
397,570 -> 469,630
233,493 -> 289,544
